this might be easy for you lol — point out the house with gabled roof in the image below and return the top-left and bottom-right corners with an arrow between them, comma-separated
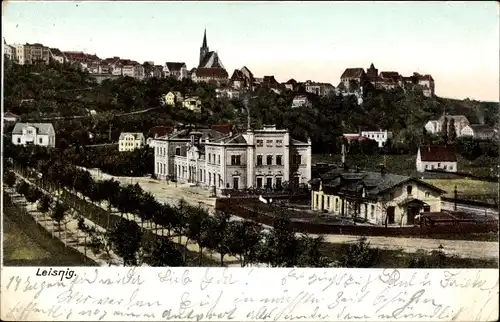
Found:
416,145 -> 457,173
12,122 -> 56,147
460,124 -> 497,140
118,132 -> 145,152
4,111 -> 20,123
164,62 -> 187,80
310,167 -> 445,225
152,124 -> 311,192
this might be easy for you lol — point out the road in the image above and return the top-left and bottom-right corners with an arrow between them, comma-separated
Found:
23,107 -> 161,122
441,201 -> 499,218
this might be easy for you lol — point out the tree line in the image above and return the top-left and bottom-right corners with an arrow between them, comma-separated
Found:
5,58 -> 498,156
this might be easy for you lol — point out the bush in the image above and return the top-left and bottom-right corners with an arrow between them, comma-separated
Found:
336,237 -> 380,268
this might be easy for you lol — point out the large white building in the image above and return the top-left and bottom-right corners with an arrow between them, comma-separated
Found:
12,123 -> 56,147
360,130 -> 393,148
152,125 -> 312,192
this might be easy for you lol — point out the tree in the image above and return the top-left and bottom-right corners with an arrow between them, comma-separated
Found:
52,202 -> 68,240
4,171 -> 17,188
337,237 -> 379,268
210,210 -> 232,267
185,205 -> 210,264
15,181 -> 30,197
144,236 -> 184,267
441,117 -> 449,143
448,118 -> 457,142
108,219 -> 142,266
262,210 -> 298,267
38,194 -> 52,223
296,234 -> 330,267
228,221 -> 263,267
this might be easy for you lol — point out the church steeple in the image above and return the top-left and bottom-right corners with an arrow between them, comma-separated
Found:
199,29 -> 209,67
202,28 -> 207,48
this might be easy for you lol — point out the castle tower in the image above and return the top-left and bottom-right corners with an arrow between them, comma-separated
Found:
367,63 -> 378,78
199,29 -> 209,66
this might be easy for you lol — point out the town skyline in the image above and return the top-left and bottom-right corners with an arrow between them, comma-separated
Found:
3,1 -> 498,101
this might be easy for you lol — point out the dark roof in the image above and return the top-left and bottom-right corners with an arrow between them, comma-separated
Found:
340,68 -> 366,79
230,69 -> 245,81
195,68 -> 228,78
285,79 -> 298,85
315,169 -> 445,196
4,111 -> 20,119
147,126 -> 174,138
379,71 -> 400,79
199,51 -> 224,69
211,124 -> 233,134
468,124 -> 494,134
168,128 -> 227,140
166,62 -> 186,71
419,145 -> 457,162
49,48 -> 64,56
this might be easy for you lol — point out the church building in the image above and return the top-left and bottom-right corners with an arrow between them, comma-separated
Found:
198,29 -> 225,69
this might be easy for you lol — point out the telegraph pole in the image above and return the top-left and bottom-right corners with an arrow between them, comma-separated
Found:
454,185 -> 458,211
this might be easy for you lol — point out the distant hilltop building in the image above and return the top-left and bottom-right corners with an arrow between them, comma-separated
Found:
338,63 -> 435,97
198,29 -> 225,69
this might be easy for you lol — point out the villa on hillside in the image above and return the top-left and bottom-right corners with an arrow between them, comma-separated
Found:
118,132 -> 145,152
12,122 -> 56,147
310,168 -> 445,226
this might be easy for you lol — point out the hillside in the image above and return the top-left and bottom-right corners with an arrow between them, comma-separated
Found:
3,59 -> 498,153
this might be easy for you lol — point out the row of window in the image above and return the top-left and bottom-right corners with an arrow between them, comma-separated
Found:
17,137 -> 45,144
425,163 -> 454,171
120,142 -> 141,146
256,139 -> 283,147
169,147 -> 302,166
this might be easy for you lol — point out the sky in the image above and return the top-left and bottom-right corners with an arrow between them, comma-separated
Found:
2,1 -> 499,101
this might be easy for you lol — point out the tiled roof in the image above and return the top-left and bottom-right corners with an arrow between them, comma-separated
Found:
119,132 -> 145,141
211,124 -> 234,134
12,123 -> 54,135
49,48 -> 64,56
317,169 -> 445,196
438,115 -> 469,123
230,69 -> 245,81
467,124 -> 495,135
340,68 -> 366,79
4,111 -> 20,119
147,126 -> 174,138
419,145 -> 457,162
195,68 -> 228,78
418,74 -> 434,81
379,71 -> 400,79
166,62 -> 186,71
169,128 -> 227,140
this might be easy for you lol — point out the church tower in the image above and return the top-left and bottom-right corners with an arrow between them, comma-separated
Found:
199,29 -> 209,66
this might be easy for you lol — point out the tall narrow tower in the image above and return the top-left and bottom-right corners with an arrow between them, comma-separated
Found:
199,29 -> 209,67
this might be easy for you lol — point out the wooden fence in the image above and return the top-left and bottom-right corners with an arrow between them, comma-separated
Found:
216,198 -> 499,237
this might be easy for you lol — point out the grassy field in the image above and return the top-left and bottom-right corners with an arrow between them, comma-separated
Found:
423,178 -> 498,198
312,153 -> 498,178
3,194 -> 93,266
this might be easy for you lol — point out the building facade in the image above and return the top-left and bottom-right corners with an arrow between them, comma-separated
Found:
164,62 -> 188,80
460,124 -> 496,140
12,123 -> 56,147
152,125 -> 312,192
291,95 -> 312,108
416,145 -> 458,173
118,132 -> 146,152
310,169 -> 444,226
360,130 -> 393,148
